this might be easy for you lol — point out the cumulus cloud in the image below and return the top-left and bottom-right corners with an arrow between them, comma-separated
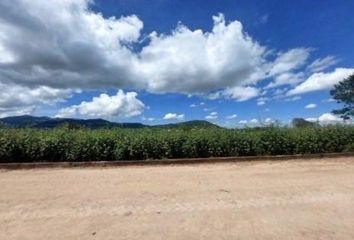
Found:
0,84 -> 71,108
223,86 -> 260,101
257,100 -> 266,106
0,0 -> 143,90
306,113 -> 345,125
0,1 -> 268,94
305,103 -> 317,109
287,68 -> 354,95
0,106 -> 36,118
226,114 -> 237,119
210,86 -> 260,101
250,118 -> 259,124
239,120 -> 248,124
0,82 -> 72,117
163,113 -> 185,121
0,2 -> 315,95
205,111 -> 218,120
318,113 -> 342,123
0,0 -> 351,116
55,90 -> 145,118
138,14 -> 267,93
264,117 -> 273,123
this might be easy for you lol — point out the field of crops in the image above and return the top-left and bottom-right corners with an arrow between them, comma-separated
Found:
0,125 -> 354,163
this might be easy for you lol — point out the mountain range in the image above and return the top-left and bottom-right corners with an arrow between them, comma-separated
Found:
0,115 -> 220,129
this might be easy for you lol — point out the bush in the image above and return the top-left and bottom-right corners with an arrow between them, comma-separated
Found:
0,125 -> 353,163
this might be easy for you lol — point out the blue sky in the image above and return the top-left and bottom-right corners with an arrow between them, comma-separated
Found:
0,0 -> 353,126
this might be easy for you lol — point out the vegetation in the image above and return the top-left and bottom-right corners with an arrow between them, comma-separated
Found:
330,73 -> 354,120
0,125 -> 353,163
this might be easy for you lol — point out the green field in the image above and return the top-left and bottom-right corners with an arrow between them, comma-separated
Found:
0,125 -> 354,163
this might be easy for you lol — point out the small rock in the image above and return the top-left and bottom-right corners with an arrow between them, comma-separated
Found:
219,189 -> 230,193
124,211 -> 133,216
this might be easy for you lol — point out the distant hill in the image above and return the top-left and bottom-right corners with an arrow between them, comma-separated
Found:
0,115 -> 220,129
153,120 -> 221,129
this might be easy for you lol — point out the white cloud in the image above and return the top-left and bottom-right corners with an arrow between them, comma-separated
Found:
226,114 -> 237,119
318,113 -> 342,124
307,56 -> 339,72
55,107 -> 77,119
0,1 -> 351,116
138,13 -> 267,93
239,120 -> 248,124
250,118 -> 259,124
287,68 -> 354,95
306,113 -> 344,125
265,72 -> 304,89
273,88 -> 288,96
284,96 -> 302,102
264,48 -> 312,89
268,48 -> 310,76
142,117 -> 155,122
205,112 -> 218,120
305,103 -> 317,109
163,113 -> 185,121
55,90 -> 145,118
256,96 -> 270,105
264,117 -> 273,123
323,98 -> 336,103
305,117 -> 318,122
0,82 -> 72,117
190,102 -> 205,108
0,84 -> 71,108
0,0 -> 144,90
210,86 -> 260,101
0,106 -> 36,118
225,86 -> 260,101
205,115 -> 218,120
0,1 -> 311,96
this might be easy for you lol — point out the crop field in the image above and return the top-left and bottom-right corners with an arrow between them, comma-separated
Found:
0,125 -> 354,163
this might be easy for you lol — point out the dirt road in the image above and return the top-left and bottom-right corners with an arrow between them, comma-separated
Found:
1,157 -> 354,240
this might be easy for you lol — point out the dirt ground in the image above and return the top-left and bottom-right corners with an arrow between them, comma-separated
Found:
0,157 -> 354,240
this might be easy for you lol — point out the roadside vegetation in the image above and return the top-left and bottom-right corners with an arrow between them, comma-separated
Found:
0,125 -> 353,163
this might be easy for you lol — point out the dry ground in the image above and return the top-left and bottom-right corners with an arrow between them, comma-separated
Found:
1,157 -> 354,240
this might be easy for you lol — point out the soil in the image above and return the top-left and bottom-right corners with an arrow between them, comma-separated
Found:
1,157 -> 354,240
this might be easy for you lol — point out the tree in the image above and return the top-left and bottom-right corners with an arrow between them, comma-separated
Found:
330,73 -> 354,120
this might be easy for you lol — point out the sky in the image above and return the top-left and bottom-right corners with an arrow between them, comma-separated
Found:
0,0 -> 353,127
